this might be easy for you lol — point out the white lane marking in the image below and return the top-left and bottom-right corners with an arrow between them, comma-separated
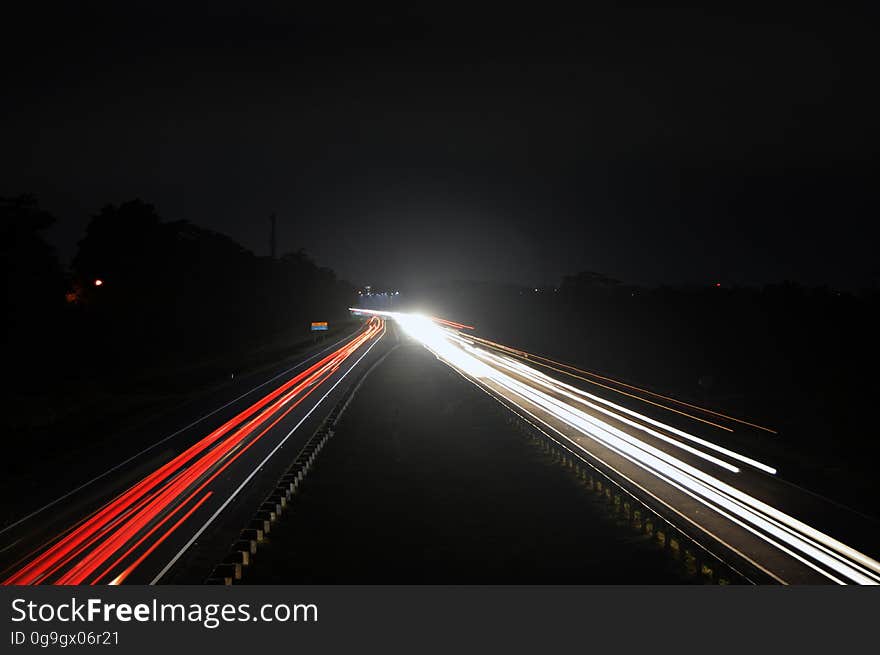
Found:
0,331 -> 357,538
149,327 -> 386,584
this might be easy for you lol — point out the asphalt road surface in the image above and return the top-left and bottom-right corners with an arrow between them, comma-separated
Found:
245,342 -> 689,584
6,306 -> 880,585
1,318 -> 389,585
352,310 -> 880,585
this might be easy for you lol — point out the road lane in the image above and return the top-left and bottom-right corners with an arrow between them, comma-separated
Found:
355,309 -> 880,584
244,343 -> 690,584
9,304 -> 877,585
0,326 -> 363,538
2,318 -> 387,585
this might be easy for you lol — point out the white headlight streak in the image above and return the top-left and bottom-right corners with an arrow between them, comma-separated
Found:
352,309 -> 880,585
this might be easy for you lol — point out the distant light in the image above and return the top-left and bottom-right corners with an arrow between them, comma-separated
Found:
94,279 -> 104,287
715,282 -> 721,288
534,288 -> 538,292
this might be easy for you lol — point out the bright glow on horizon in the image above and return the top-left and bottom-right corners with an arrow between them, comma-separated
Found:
395,313 -> 493,379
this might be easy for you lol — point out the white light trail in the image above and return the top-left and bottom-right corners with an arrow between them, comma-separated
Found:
461,341 -> 776,475
359,309 -> 880,585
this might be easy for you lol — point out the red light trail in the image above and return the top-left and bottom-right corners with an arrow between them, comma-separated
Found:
2,317 -> 383,585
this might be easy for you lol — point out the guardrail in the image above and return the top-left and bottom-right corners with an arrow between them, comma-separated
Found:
470,374 -> 767,585
205,345 -> 398,584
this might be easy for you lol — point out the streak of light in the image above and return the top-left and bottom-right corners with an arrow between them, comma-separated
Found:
427,315 -> 475,330
387,311 -> 879,585
349,308 -> 474,331
0,328 -> 359,539
149,320 -> 387,584
456,340 -> 776,475
109,492 -> 213,586
467,333 -> 777,434
3,318 -> 384,585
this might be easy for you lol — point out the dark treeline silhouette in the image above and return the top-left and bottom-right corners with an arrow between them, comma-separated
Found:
3,196 -> 355,408
2,195 -> 67,350
69,199 -> 354,371
395,276 -> 880,514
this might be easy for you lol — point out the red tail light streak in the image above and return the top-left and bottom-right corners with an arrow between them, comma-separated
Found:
3,318 -> 383,585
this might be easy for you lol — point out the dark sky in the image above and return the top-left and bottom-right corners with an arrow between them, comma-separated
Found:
2,3 -> 877,288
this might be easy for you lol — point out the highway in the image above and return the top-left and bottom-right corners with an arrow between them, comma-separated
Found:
6,304 -> 879,585
1,317 -> 387,585
353,309 -> 880,585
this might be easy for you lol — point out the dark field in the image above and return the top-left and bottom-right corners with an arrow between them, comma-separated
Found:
246,341 -> 690,584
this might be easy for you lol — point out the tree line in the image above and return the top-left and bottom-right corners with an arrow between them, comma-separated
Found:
2,195 -> 356,385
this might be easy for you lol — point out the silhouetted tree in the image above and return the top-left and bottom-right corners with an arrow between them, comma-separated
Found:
1,195 -> 65,354
70,199 -> 356,369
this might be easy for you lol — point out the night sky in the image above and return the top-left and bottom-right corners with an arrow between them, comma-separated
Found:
3,3 -> 877,289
